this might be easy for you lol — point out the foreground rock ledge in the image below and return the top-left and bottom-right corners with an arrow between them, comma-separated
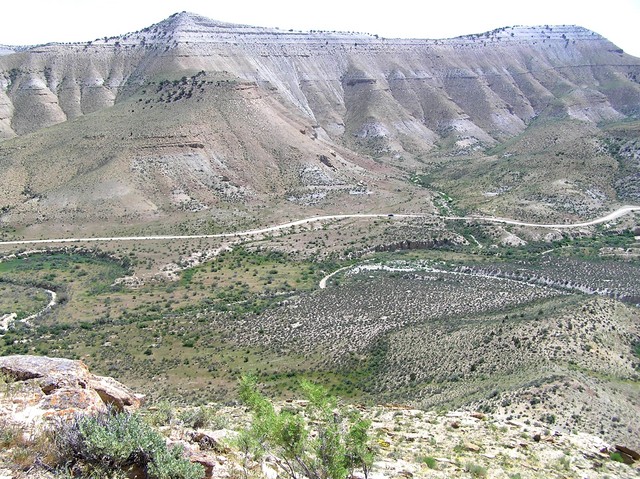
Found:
0,354 -> 143,427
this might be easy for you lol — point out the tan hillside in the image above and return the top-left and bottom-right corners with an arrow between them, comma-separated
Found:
0,13 -> 639,479
0,13 -> 639,235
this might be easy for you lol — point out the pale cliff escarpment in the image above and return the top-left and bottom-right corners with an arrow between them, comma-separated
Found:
1,13 -> 638,144
0,13 -> 638,232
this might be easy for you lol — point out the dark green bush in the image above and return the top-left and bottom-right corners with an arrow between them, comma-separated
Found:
419,455 -> 438,469
610,451 -> 625,463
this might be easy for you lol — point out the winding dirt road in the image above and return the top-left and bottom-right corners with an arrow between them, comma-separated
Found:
0,206 -> 637,326
443,205 -> 640,229
0,206 -> 637,247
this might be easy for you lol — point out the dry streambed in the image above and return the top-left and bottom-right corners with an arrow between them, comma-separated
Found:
0,283 -> 57,330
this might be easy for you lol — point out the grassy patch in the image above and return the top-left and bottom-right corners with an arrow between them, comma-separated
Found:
0,281 -> 50,320
0,250 -> 130,300
465,462 -> 488,478
183,246 -> 327,293
419,455 -> 438,469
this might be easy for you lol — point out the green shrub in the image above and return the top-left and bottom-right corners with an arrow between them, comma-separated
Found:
541,413 -> 556,425
54,410 -> 204,479
0,420 -> 22,449
465,462 -> 488,478
610,451 -> 625,463
178,406 -> 219,429
0,419 -> 60,470
419,455 -> 438,469
238,375 -> 375,479
145,400 -> 174,427
557,454 -> 571,470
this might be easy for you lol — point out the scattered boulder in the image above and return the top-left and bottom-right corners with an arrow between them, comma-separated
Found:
464,442 -> 481,452
0,354 -> 87,381
615,445 -> 639,460
261,461 -> 278,479
89,374 -> 143,411
190,452 -> 218,478
188,428 -> 236,453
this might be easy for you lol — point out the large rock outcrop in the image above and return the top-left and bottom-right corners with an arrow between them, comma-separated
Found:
0,355 -> 143,428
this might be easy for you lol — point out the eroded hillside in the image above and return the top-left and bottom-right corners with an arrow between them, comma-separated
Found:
1,14 -> 638,141
0,13 -> 639,235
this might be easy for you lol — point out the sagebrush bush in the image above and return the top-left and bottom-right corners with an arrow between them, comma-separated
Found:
177,405 -> 220,429
0,420 -> 21,448
53,410 -> 204,479
145,400 -> 174,427
465,462 -> 488,478
419,455 -> 438,469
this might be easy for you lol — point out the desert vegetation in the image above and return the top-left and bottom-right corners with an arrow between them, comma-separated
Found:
52,410 -> 204,478
0,212 -> 638,450
1,10 -> 640,478
0,282 -> 50,322
238,376 -> 374,479
2,375 -> 636,479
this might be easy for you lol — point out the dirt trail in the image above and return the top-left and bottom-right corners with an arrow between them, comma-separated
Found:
443,205 -> 640,228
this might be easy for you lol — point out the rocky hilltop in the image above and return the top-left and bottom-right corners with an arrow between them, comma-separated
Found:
0,355 -> 638,478
0,354 -> 143,420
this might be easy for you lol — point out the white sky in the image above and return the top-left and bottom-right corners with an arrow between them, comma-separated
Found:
1,0 -> 639,57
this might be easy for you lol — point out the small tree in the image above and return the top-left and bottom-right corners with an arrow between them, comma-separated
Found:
238,376 -> 374,479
